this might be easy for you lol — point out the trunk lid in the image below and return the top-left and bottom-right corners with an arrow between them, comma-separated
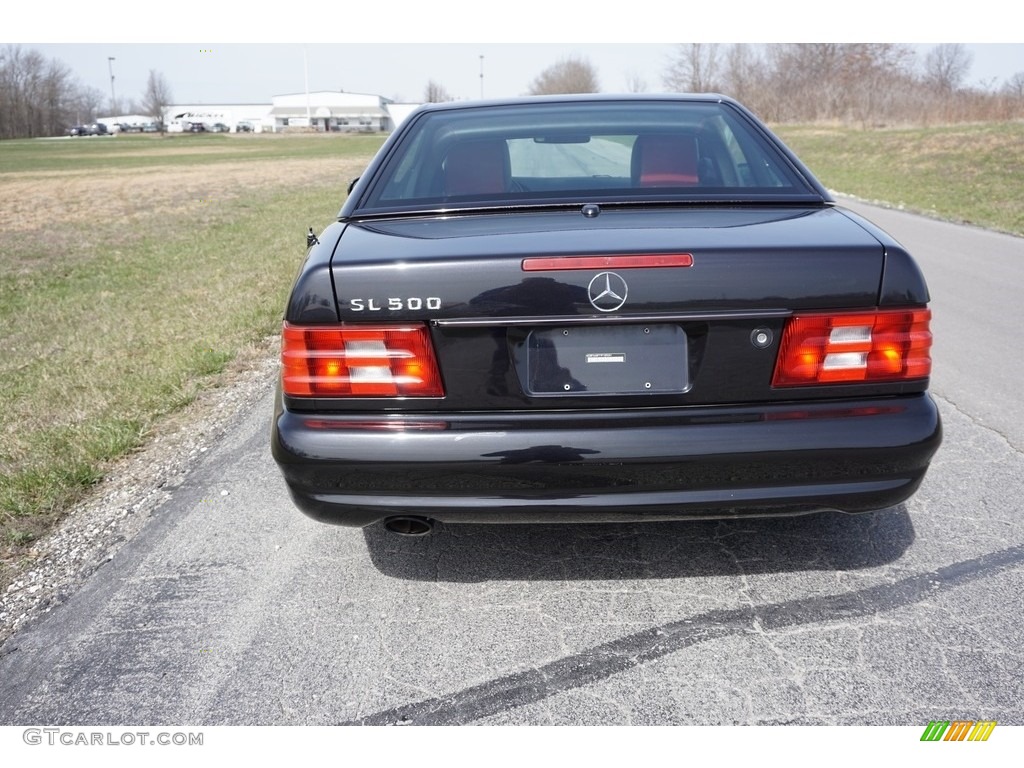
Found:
325,206 -> 891,410
331,207 -> 882,318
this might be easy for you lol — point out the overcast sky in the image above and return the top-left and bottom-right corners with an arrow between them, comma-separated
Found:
7,1 -> 1022,107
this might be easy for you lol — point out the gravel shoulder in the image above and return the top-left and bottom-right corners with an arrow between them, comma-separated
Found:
0,140 -> 372,635
0,339 -> 278,648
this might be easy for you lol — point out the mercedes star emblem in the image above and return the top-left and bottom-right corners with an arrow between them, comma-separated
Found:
588,271 -> 628,312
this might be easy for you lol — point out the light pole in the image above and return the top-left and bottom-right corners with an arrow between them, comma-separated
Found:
107,57 -> 117,114
479,55 -> 484,99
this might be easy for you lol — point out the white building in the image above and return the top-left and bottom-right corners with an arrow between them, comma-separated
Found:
163,103 -> 275,133
159,93 -> 414,134
269,91 -> 394,133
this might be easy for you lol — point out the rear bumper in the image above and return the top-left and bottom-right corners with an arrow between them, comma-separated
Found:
271,392 -> 941,527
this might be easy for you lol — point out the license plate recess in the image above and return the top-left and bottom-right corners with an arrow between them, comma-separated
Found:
526,324 -> 688,396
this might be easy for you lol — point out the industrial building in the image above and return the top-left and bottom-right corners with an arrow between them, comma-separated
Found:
160,91 -> 413,133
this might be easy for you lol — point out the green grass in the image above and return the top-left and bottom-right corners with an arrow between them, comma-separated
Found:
774,122 -> 1024,237
0,184 -> 340,541
0,132 -> 386,173
0,133 -> 386,567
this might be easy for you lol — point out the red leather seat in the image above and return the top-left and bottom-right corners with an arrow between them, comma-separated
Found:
631,134 -> 700,187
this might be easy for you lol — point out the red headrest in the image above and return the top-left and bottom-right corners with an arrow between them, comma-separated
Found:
631,134 -> 699,187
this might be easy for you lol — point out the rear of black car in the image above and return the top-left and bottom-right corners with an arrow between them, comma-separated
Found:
271,96 -> 940,529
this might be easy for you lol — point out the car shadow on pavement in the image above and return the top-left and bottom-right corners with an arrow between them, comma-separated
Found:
361,506 -> 914,582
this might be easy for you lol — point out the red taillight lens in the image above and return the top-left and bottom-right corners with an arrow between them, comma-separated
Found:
281,323 -> 444,397
772,309 -> 932,387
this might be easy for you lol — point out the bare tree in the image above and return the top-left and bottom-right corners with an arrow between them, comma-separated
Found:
624,70 -> 647,93
0,44 -> 81,138
838,44 -> 915,124
39,58 -> 75,132
424,80 -> 453,103
72,85 -> 106,125
720,44 -> 764,105
663,44 -> 720,93
750,43 -> 916,123
923,43 -> 973,92
141,69 -> 173,132
528,56 -> 600,95
1003,71 -> 1024,101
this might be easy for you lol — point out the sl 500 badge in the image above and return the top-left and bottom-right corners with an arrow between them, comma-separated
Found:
348,297 -> 442,312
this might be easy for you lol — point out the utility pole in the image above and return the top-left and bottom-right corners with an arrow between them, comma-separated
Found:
107,56 -> 117,113
303,47 -> 311,128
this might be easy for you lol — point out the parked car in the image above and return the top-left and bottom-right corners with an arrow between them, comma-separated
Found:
67,125 -> 89,137
87,122 -> 109,136
235,121 -> 255,133
208,122 -> 230,133
271,94 -> 941,535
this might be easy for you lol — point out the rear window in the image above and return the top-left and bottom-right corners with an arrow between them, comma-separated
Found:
357,100 -> 818,213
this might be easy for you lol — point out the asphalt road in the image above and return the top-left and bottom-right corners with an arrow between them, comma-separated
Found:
1,200 -> 1022,726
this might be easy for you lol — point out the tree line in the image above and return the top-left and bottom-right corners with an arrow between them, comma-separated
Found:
6,44 -> 1023,140
514,44 -> 1024,125
662,43 -> 1024,125
0,45 -> 172,140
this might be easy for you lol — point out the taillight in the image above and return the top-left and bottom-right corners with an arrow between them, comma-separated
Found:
281,323 -> 444,397
772,309 -> 932,387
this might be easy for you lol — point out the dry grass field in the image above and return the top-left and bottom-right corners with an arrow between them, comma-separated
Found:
0,133 -> 382,585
